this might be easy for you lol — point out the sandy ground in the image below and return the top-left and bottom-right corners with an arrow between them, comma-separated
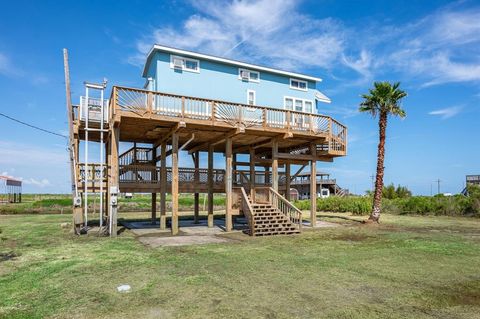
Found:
123,218 -> 340,247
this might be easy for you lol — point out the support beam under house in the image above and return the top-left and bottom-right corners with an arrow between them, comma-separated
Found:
225,137 -> 233,232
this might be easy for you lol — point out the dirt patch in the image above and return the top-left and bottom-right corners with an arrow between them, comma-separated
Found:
0,251 -> 20,262
427,280 -> 480,307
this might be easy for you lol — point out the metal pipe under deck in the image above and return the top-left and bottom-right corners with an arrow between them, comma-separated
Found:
84,86 -> 89,229
99,86 -> 104,229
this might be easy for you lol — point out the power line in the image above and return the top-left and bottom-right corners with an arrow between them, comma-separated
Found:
0,112 -> 67,139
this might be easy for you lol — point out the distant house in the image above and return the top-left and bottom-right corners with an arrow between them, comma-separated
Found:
0,176 -> 22,203
462,175 -> 480,195
288,171 -> 348,199
142,45 -> 331,114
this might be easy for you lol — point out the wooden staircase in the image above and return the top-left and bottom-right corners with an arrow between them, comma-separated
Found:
239,187 -> 302,236
250,202 -> 301,236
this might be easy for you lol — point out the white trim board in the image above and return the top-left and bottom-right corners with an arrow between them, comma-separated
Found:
143,44 -> 322,82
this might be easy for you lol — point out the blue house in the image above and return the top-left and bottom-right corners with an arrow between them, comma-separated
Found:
142,45 -> 331,115
71,44 -> 347,237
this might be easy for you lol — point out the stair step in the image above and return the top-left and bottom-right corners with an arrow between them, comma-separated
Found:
246,199 -> 302,237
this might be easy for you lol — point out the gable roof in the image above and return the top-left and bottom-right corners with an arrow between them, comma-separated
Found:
142,44 -> 322,82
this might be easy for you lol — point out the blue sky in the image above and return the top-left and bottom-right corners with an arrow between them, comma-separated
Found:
0,0 -> 479,194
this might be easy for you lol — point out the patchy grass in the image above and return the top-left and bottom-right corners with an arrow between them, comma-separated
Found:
1,213 -> 480,318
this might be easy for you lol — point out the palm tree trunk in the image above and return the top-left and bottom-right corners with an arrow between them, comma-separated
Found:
369,112 -> 388,222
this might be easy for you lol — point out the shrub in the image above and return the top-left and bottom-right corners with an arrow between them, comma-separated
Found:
292,191 -> 480,217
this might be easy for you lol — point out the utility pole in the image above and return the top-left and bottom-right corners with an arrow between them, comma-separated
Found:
434,179 -> 441,195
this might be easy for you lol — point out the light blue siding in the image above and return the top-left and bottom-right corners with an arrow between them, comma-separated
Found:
148,51 -> 319,113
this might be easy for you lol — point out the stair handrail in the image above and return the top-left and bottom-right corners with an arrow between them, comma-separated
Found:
268,187 -> 303,230
239,186 -> 255,236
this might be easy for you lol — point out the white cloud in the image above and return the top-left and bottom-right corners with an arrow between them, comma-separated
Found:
0,171 -> 50,188
22,178 -> 51,188
386,7 -> 480,86
133,0 -> 346,72
130,1 -> 480,88
428,106 -> 463,119
0,140 -> 67,165
0,142 -> 69,192
0,52 -> 21,77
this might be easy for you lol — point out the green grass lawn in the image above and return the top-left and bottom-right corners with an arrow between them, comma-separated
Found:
1,213 -> 479,319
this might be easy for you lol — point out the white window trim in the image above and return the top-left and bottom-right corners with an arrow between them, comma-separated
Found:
247,89 -> 256,106
238,68 -> 260,83
170,55 -> 200,73
290,78 -> 308,91
283,96 -> 315,114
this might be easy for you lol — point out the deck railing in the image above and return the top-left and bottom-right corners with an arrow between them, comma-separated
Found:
109,86 -> 347,154
118,165 -> 225,185
268,187 -> 303,230
238,187 -> 255,236
78,163 -> 108,182
79,96 -> 109,123
119,146 -> 154,166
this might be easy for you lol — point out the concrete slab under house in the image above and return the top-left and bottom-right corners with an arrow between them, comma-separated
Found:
64,44 -> 348,238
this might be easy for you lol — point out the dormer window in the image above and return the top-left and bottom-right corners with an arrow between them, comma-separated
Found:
290,78 -> 308,91
238,68 -> 260,82
170,55 -> 200,73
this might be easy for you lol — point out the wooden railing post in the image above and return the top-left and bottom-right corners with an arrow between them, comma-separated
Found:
211,101 -> 216,125
328,118 -> 333,151
238,104 -> 243,127
181,96 -> 185,119
147,92 -> 153,114
263,109 -> 267,129
287,110 -> 291,130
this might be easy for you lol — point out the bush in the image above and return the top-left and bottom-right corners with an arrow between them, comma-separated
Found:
293,188 -> 480,217
294,196 -> 371,215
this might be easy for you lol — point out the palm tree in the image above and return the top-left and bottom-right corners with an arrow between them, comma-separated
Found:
359,82 -> 407,223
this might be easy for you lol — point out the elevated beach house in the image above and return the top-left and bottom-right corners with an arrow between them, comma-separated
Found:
68,45 -> 347,237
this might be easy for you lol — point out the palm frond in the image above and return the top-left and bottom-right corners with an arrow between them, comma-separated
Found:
358,81 -> 407,118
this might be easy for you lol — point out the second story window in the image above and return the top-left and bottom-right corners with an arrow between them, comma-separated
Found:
170,55 -> 200,73
239,68 -> 260,82
290,78 -> 308,91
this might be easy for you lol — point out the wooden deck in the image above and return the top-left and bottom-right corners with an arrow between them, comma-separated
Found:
75,86 -> 347,160
71,85 -> 348,237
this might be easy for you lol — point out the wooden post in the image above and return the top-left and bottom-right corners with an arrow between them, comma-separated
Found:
249,147 -> 255,200
171,133 -> 179,235
151,193 -> 157,224
310,143 -> 317,227
225,137 -> 233,232
105,140 -> 110,224
194,151 -> 200,224
285,162 -> 291,201
160,141 -> 167,229
151,145 -> 157,224
147,92 -> 153,114
207,145 -> 214,227
272,139 -> 278,192
110,126 -> 120,237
